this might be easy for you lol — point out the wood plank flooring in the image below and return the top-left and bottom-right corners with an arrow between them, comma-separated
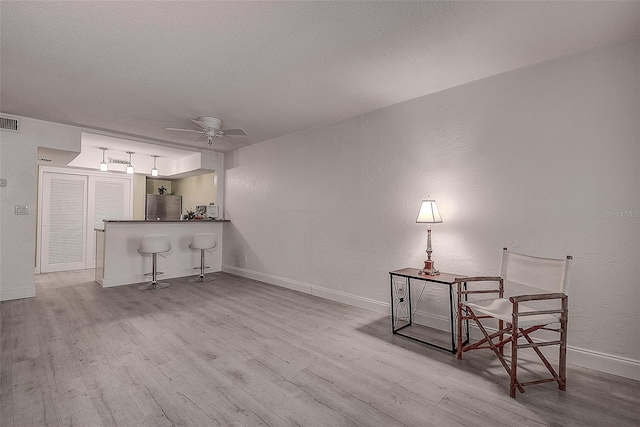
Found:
1,270 -> 639,426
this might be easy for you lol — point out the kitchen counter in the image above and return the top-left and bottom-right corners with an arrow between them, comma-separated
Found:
95,220 -> 226,287
103,219 -> 229,224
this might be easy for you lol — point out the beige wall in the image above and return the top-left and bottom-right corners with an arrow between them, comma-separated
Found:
146,179 -> 173,195
172,172 -> 217,213
132,174 -> 146,220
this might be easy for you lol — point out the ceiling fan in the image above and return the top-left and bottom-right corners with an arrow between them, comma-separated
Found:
167,116 -> 246,146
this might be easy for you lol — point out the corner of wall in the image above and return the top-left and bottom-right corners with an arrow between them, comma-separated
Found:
0,115 -> 82,301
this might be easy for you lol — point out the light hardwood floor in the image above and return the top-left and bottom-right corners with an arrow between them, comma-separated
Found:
1,270 -> 638,426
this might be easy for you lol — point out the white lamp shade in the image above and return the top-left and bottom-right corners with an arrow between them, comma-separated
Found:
151,167 -> 158,177
416,200 -> 442,223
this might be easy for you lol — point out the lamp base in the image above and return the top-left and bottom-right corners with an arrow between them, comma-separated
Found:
419,260 -> 439,276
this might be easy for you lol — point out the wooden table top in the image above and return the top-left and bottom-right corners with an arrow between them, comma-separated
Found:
389,268 -> 466,284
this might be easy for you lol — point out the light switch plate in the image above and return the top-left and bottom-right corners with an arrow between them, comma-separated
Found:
15,205 -> 29,215
0,178 -> 6,187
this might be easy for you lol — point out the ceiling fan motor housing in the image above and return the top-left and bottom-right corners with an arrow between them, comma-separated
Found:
198,116 -> 223,129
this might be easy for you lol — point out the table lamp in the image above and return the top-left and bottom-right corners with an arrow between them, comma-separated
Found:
416,199 -> 442,275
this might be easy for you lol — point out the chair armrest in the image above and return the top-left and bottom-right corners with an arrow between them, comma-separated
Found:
456,276 -> 503,298
509,293 -> 567,303
454,276 -> 502,283
510,293 -> 568,319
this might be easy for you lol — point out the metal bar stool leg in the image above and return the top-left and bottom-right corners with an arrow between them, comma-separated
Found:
139,253 -> 171,290
189,233 -> 217,283
138,234 -> 171,291
189,249 -> 215,282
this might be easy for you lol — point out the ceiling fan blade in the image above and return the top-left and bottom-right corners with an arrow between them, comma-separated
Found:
220,128 -> 247,136
190,119 -> 209,129
166,127 -> 205,133
221,134 -> 247,144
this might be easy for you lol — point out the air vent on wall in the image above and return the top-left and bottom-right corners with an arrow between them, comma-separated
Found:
0,115 -> 20,133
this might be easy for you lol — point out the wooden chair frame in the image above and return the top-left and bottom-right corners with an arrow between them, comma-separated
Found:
455,249 -> 570,398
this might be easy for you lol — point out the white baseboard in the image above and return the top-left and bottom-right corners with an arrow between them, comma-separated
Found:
223,265 -> 312,294
101,268 -> 210,288
567,346 -> 640,381
0,285 -> 36,301
222,265 -> 389,314
412,310 -> 452,331
222,265 -> 640,381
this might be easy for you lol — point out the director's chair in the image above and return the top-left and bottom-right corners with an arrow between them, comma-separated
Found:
455,248 -> 571,398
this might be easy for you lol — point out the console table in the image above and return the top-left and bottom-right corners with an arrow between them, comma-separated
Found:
390,268 -> 468,353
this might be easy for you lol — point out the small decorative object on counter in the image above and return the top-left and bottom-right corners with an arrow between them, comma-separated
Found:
195,205 -> 207,219
158,185 -> 167,195
184,207 -> 196,220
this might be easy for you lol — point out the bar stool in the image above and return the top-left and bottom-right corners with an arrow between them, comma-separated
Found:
189,233 -> 217,283
138,234 -> 171,291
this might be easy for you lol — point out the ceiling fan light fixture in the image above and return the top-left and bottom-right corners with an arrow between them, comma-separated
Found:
99,147 -> 108,171
151,155 -> 159,177
126,151 -> 134,174
166,116 -> 247,147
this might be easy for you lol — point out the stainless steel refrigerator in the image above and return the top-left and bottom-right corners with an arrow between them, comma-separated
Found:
145,194 -> 182,220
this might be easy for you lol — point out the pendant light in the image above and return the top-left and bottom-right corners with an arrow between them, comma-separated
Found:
126,151 -> 134,174
151,155 -> 159,177
99,147 -> 108,171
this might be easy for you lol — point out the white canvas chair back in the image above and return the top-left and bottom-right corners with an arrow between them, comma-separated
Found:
500,249 -> 571,295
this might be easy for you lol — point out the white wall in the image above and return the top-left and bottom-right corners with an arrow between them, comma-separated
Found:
132,174 -> 146,220
0,117 -> 82,300
223,40 -> 640,379
201,150 -> 224,216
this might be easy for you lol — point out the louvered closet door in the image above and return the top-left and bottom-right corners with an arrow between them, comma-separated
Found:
41,173 -> 88,273
86,176 -> 131,268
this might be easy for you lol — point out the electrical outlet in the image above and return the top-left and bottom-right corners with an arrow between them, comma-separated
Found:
0,178 -> 6,187
15,205 -> 29,215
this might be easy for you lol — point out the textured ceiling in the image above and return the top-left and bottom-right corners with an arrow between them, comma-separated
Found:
1,1 -> 639,153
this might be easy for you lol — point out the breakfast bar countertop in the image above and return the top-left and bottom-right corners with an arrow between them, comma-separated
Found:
95,219 -> 225,287
103,219 -> 230,223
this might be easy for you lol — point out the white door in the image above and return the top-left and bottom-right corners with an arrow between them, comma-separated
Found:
86,176 -> 131,268
40,172 -> 88,272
